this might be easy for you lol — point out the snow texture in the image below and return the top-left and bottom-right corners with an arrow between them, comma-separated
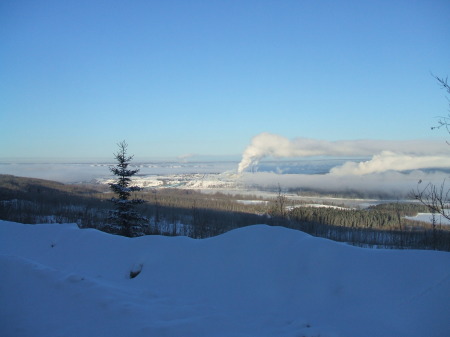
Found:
405,212 -> 450,226
1,221 -> 449,337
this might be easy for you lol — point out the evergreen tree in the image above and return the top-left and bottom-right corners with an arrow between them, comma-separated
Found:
109,141 -> 146,237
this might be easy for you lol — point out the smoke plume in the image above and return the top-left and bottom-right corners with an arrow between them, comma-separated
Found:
238,133 -> 449,173
330,151 -> 450,175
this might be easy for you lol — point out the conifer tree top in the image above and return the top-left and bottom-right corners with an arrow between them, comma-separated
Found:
108,141 -> 146,237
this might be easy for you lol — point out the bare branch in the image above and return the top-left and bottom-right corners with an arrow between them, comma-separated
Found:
430,74 -> 450,134
413,179 -> 450,221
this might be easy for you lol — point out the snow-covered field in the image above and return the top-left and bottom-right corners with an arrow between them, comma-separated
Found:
404,213 -> 450,226
98,172 -> 241,190
1,221 -> 449,337
287,204 -> 352,211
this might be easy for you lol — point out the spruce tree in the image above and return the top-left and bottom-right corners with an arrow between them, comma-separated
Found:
109,141 -> 146,237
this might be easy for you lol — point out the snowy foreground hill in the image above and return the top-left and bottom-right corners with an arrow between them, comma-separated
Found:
1,221 -> 449,337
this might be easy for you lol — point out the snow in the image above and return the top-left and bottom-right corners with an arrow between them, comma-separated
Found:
1,221 -> 449,337
99,172 -> 239,190
236,199 -> 268,205
405,212 -> 450,226
287,204 -> 352,211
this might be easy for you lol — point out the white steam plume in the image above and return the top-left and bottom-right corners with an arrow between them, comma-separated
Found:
330,151 -> 450,175
238,133 -> 449,173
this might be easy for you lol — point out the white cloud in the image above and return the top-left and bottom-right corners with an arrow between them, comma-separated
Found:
239,170 -> 449,198
330,151 -> 450,175
238,132 -> 450,173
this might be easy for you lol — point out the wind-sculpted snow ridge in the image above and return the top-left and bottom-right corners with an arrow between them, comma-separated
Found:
1,220 -> 450,337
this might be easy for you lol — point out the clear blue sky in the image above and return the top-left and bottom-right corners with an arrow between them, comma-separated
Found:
1,0 -> 449,161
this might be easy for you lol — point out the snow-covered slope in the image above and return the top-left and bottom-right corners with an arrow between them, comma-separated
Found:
1,221 -> 449,337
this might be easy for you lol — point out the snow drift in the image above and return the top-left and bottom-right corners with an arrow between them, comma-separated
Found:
1,221 -> 449,337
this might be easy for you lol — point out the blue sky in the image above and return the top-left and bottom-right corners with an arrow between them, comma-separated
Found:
1,0 -> 449,161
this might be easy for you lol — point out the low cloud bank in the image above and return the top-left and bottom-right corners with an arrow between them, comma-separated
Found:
238,133 -> 450,175
330,151 -> 450,175
0,163 -> 109,183
239,170 -> 449,198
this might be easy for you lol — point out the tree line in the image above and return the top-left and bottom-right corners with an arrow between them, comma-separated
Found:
1,172 -> 449,250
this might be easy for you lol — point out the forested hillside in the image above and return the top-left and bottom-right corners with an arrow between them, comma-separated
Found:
1,174 -> 449,250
